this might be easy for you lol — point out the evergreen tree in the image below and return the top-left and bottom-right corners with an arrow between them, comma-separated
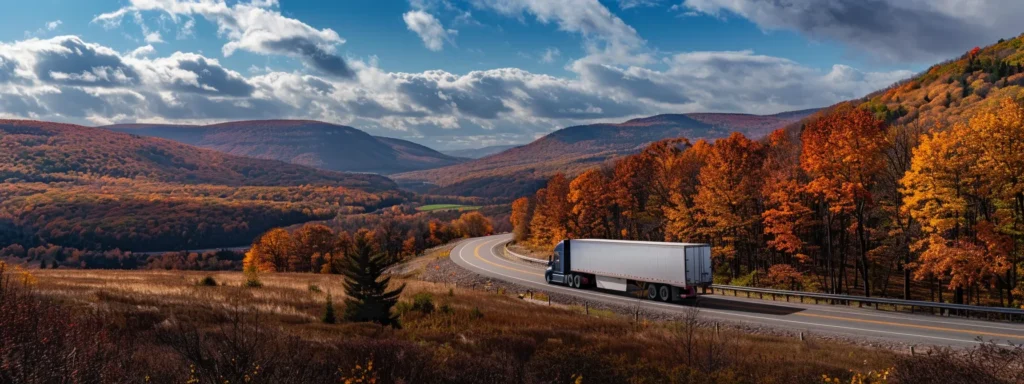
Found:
341,230 -> 404,328
322,292 -> 337,324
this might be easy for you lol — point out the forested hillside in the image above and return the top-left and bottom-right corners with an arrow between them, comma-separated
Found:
512,35 -> 1024,308
0,120 -> 405,255
393,110 -> 816,199
106,120 -> 465,174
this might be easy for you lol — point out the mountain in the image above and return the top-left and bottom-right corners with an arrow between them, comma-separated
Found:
393,110 -> 817,198
2,120 -> 394,189
104,120 -> 465,174
442,144 -> 520,159
847,35 -> 1024,129
0,120 -> 403,252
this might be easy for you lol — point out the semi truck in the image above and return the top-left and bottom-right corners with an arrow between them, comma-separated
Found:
544,239 -> 713,302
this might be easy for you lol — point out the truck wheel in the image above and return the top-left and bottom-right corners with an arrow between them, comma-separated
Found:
646,285 -> 657,300
572,274 -> 581,289
658,285 -> 671,302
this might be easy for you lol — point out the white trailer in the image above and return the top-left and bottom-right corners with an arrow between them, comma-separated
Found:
544,239 -> 712,302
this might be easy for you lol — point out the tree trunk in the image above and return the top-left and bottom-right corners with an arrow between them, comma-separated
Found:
856,204 -> 871,297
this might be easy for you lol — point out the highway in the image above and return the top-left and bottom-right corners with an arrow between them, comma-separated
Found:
452,234 -> 1024,348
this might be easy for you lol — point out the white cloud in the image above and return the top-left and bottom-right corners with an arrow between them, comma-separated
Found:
0,34 -> 909,148
128,44 -> 157,58
679,0 -> 1024,61
618,0 -> 660,10
540,47 -> 561,63
403,10 -> 456,51
473,0 -> 649,65
177,18 -> 196,39
94,0 -> 354,77
45,20 -> 63,31
144,32 -> 164,44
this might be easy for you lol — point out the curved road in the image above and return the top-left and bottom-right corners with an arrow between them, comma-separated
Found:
453,234 -> 1024,348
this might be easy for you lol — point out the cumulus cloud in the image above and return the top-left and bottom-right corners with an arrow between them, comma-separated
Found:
403,10 -> 456,51
45,21 -> 63,31
473,0 -> 649,65
0,33 -> 910,147
128,45 -> 157,58
24,36 -> 140,87
94,0 -> 354,78
680,0 -> 1024,61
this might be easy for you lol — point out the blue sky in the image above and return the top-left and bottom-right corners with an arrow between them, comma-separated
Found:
0,0 -> 1020,149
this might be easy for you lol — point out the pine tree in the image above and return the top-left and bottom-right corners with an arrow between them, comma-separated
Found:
341,230 -> 404,328
322,292 -> 337,324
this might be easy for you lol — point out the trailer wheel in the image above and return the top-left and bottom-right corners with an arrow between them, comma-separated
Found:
658,285 -> 671,302
572,274 -> 581,289
646,285 -> 657,300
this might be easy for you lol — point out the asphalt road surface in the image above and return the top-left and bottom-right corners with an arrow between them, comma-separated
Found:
452,234 -> 1024,348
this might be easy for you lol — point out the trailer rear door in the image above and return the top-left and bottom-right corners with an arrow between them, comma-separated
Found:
684,245 -> 712,286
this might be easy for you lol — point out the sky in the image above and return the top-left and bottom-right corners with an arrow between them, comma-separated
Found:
0,0 -> 1021,150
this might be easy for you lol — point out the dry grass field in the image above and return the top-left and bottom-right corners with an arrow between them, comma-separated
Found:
2,250 -> 1021,383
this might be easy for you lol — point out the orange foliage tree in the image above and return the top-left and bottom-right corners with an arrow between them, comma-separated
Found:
902,98 -> 1022,305
801,105 -> 886,296
694,132 -> 766,278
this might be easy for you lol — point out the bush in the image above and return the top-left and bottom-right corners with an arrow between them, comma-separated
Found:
198,276 -> 217,286
243,265 -> 262,288
322,293 -> 337,324
308,284 -> 322,293
394,301 -> 413,316
439,302 -> 454,315
412,292 -> 435,314
470,306 -> 483,320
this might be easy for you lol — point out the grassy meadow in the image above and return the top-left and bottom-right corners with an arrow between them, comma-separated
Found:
2,249 -> 1021,383
416,204 -> 482,212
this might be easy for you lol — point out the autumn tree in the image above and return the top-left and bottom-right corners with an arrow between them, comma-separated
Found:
453,211 -> 494,238
761,130 -> 814,268
529,174 -> 571,248
244,228 -> 295,272
510,197 -> 534,242
341,229 -> 404,328
295,224 -> 337,273
664,139 -> 711,243
693,132 -> 766,278
568,169 -> 614,238
611,154 -> 660,240
802,105 -> 886,296
902,98 -> 1022,305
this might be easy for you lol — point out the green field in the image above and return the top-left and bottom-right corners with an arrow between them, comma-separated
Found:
415,204 -> 482,212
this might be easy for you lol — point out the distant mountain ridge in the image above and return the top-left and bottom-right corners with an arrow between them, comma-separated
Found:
442,144 -> 520,159
1,119 -> 393,189
393,110 -> 818,198
104,120 -> 465,175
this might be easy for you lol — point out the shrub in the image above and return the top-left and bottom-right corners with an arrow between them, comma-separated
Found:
394,301 -> 413,316
412,292 -> 435,314
243,265 -> 262,288
470,306 -> 483,319
439,302 -> 454,315
198,276 -> 217,286
308,284 -> 322,293
322,293 -> 337,324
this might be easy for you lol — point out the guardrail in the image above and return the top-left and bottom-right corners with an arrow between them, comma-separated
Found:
710,284 -> 1024,322
502,242 -> 549,264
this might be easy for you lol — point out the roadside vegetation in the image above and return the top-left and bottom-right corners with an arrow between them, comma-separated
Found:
513,96 -> 1024,308
3,253 -> 1022,383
